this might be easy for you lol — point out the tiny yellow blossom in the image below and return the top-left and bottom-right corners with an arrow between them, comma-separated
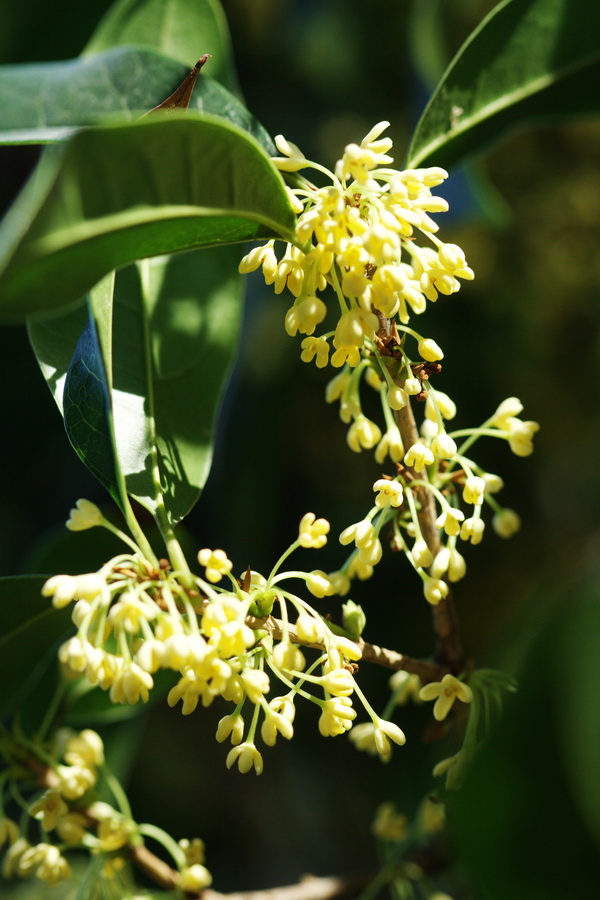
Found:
179,838 -> 206,866
423,577 -> 449,606
373,478 -> 404,509
371,803 -> 408,841
492,508 -> 521,537
226,742 -> 263,775
66,499 -> 104,531
419,673 -> 473,721
347,414 -> 382,453
28,790 -> 68,832
179,864 -> 213,891
298,512 -> 330,548
404,441 -> 434,472
198,548 -> 233,583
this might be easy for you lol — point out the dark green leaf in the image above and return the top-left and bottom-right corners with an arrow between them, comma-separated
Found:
0,46 -> 273,151
407,0 -> 600,169
31,249 -> 243,524
65,669 -> 176,725
27,301 -> 88,413
454,579 -> 600,899
0,115 -> 296,320
0,576 -> 71,716
63,310 -> 123,506
83,0 -> 238,93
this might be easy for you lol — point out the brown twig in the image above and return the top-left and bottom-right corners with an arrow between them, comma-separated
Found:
246,615 -> 449,682
393,401 -> 464,671
203,872 -> 373,900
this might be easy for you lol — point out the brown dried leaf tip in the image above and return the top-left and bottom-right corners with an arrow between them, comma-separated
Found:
146,54 -> 211,116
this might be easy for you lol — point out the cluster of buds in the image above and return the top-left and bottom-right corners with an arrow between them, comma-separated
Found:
240,124 -> 539,603
330,389 -> 538,603
43,504 -> 407,773
0,727 -> 211,891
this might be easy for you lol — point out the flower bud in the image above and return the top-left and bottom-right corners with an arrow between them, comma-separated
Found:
342,600 -> 366,639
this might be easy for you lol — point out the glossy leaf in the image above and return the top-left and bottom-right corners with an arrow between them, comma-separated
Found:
0,576 -> 71,716
83,0 -> 238,92
33,249 -> 243,524
0,114 -> 296,320
110,249 -> 243,522
63,309 -> 123,506
0,46 -> 272,151
27,302 -> 88,414
407,0 -> 600,169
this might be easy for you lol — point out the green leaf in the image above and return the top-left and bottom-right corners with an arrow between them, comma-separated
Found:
33,249 -> 243,524
0,576 -> 71,716
109,248 -> 243,523
83,0 -> 238,93
407,0 -> 600,169
454,579 -> 600,899
0,114 -> 296,320
0,46 -> 272,150
63,308 -> 123,506
65,669 -> 176,725
27,301 -> 88,414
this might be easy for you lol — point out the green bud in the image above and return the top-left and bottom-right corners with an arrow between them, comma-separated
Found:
342,600 -> 366,639
248,590 -> 276,617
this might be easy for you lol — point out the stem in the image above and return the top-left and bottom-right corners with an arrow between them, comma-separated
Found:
248,615 -> 449,683
137,822 -> 187,870
119,494 -> 158,564
393,400 -> 464,671
35,679 -> 67,741
154,505 -> 194,588
101,763 -> 133,821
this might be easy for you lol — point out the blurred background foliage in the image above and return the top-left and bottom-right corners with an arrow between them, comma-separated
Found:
1,0 -> 599,896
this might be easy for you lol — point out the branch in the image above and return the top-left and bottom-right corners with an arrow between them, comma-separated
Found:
204,872 -> 373,900
394,398 -> 464,672
247,615 -> 449,682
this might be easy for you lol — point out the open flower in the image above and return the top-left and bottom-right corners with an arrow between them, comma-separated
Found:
419,674 -> 473,721
198,548 -> 233,583
298,512 -> 330,548
226,742 -> 263,775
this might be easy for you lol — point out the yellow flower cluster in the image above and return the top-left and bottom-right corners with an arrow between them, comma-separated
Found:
43,508 -> 407,773
1,727 -> 212,891
239,125 -> 538,606
240,122 -> 474,375
328,388 -> 538,604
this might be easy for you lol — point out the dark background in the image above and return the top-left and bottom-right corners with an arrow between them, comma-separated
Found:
1,0 -> 599,894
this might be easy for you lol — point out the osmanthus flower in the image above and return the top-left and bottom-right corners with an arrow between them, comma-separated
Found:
179,864 -> 213,892
66,499 -> 104,531
419,674 -> 473,721
492,507 -> 521,537
373,478 -> 404,509
239,122 -> 473,378
318,697 -> 357,736
371,803 -> 409,842
432,749 -> 470,791
20,843 -> 71,886
179,837 -> 207,866
348,715 -> 406,762
226,742 -> 264,775
389,670 -> 423,706
197,548 -> 233,583
28,791 -> 68,832
297,512 -> 330,548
